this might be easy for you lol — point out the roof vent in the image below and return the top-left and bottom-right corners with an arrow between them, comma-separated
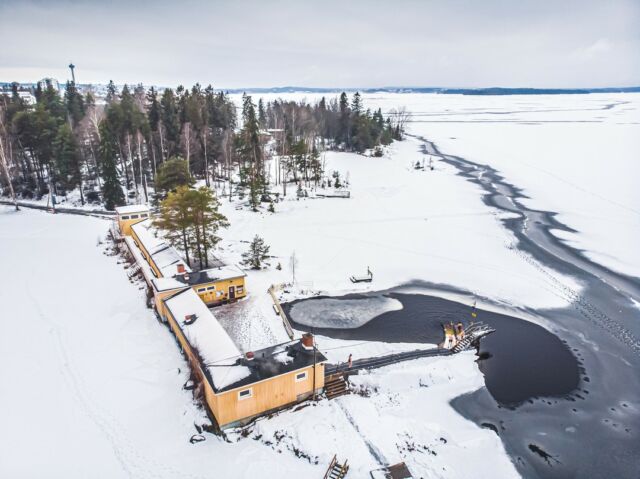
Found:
245,351 -> 255,361
184,314 -> 197,325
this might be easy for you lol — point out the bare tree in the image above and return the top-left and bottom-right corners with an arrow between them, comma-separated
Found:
0,105 -> 18,210
389,106 -> 410,135
0,133 -> 18,210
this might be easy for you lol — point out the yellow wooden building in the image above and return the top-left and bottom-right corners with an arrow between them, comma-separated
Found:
119,205 -> 327,429
128,218 -> 246,306
115,204 -> 151,236
160,287 -> 326,429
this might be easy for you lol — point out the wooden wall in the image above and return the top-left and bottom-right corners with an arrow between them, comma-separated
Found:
211,362 -> 325,428
193,277 -> 247,305
117,214 -> 149,236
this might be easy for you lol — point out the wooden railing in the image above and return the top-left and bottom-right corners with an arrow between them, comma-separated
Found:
268,283 -> 295,339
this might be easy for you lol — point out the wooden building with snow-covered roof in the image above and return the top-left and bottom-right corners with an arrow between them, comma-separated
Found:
127,218 -> 246,306
115,204 -> 151,236
118,202 -> 328,429
160,287 -> 326,429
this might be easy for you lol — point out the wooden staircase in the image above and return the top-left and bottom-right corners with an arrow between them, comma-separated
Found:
324,373 -> 349,400
323,454 -> 349,479
127,263 -> 142,279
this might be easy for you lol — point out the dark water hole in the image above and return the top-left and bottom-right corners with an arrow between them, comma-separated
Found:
286,292 -> 580,406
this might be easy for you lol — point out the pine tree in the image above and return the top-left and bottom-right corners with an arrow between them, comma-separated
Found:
190,187 -> 229,268
241,235 -> 270,270
155,156 -> 193,195
258,99 -> 267,129
351,92 -> 362,116
106,80 -> 118,104
154,185 -> 195,266
64,80 -> 85,126
53,123 -> 81,193
338,92 -> 350,147
154,185 -> 228,268
240,94 -> 265,211
160,88 -> 180,157
99,122 -> 124,210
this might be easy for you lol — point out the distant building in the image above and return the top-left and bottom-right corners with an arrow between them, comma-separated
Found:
17,91 -> 36,105
37,78 -> 60,92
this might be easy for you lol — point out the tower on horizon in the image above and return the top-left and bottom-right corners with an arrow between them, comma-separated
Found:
68,63 -> 76,84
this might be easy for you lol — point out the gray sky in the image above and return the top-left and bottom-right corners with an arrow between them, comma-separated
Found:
1,0 -> 639,88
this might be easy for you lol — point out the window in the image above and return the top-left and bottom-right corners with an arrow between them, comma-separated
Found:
130,214 -> 139,219
238,388 -> 253,400
140,213 -> 148,218
295,371 -> 308,382
197,288 -> 206,293
207,286 -> 215,291
121,215 -> 130,220
237,286 -> 244,294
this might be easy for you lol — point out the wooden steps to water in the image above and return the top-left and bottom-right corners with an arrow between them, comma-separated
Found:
324,373 -> 349,400
323,454 -> 349,478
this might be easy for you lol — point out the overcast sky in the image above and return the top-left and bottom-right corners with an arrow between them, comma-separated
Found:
1,0 -> 639,89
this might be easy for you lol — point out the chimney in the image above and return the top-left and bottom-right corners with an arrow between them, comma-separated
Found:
177,264 -> 186,274
301,333 -> 314,350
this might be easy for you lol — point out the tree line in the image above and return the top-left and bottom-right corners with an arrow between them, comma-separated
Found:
0,80 -> 404,211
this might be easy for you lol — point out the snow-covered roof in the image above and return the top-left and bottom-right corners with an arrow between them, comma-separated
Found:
152,277 -> 187,292
175,264 -> 246,286
131,219 -> 191,278
124,236 -> 156,285
164,288 -> 251,391
115,204 -> 150,215
131,219 -> 164,252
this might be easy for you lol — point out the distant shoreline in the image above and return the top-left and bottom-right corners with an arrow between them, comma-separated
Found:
2,82 -> 639,96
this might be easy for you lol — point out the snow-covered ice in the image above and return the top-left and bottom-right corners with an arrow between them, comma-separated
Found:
289,296 -> 403,329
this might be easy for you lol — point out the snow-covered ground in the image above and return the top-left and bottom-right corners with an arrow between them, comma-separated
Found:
0,206 -> 518,478
216,136 -> 580,320
246,92 -> 640,279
